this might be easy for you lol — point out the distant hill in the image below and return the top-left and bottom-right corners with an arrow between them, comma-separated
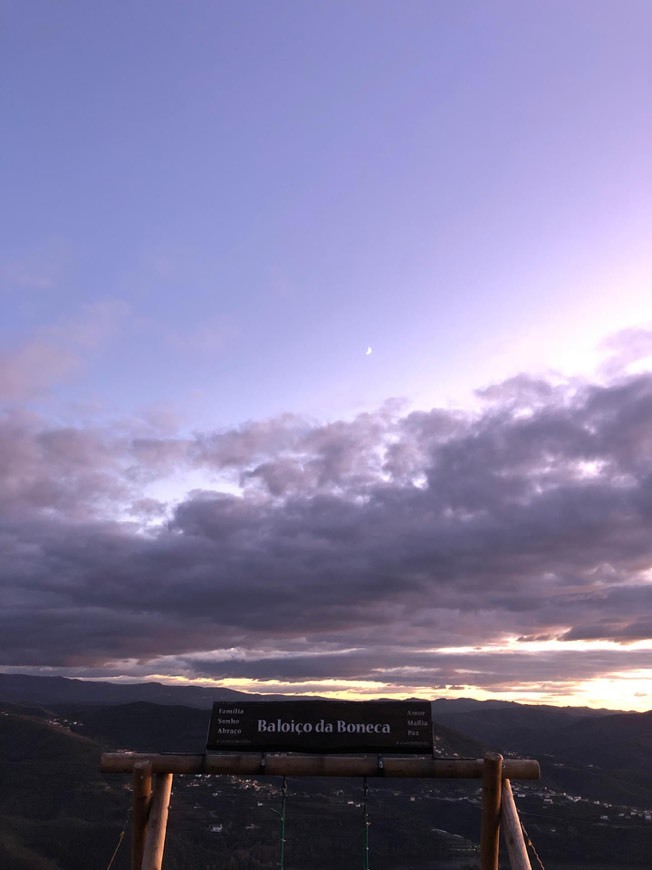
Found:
0,673 -> 249,708
0,672 -> 638,719
50,701 -> 213,753
24,700 -> 489,759
543,709 -> 652,771
430,701 -> 652,774
430,699 -> 603,755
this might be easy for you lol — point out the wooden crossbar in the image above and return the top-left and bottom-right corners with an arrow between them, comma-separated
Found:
101,751 -> 539,779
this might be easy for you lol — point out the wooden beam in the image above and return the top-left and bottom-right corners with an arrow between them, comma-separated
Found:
501,779 -> 532,870
480,753 -> 502,870
141,773 -> 173,870
131,761 -> 152,870
100,752 -> 540,780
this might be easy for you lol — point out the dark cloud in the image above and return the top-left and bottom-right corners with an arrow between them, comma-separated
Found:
2,367 -> 652,701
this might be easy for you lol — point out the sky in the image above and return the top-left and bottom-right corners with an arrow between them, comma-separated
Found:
1,1 -> 652,711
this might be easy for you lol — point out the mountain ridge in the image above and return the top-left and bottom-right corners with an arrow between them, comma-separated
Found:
0,672 -> 639,717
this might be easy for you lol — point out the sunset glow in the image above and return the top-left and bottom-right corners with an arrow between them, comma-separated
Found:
2,1 -> 651,714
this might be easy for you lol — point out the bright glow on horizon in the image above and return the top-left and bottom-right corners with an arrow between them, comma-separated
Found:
154,676 -> 651,712
59,668 -> 650,713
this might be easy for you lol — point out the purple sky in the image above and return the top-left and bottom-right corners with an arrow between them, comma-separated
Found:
2,1 -> 652,709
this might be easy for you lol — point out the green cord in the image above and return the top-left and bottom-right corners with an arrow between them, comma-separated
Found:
270,776 -> 287,869
273,775 -> 370,869
362,777 -> 370,870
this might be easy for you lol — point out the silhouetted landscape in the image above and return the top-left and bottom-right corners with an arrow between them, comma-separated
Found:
1,676 -> 650,868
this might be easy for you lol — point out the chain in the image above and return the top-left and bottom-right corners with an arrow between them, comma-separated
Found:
362,776 -> 370,870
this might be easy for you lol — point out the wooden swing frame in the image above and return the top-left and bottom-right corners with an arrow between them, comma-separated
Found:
101,750 -> 539,870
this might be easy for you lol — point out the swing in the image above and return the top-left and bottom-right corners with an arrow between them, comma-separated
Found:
269,775 -> 372,869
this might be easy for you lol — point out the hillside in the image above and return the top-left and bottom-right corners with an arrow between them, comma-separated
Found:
0,709 -> 127,870
0,702 -> 488,869
0,676 -> 651,868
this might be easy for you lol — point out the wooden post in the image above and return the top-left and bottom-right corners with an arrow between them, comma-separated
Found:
501,779 -> 532,870
141,773 -> 173,870
480,752 -> 502,870
132,760 -> 152,870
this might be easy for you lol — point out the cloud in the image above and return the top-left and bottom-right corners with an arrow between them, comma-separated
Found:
0,341 -> 80,401
1,356 -> 652,702
0,409 -> 136,518
598,328 -> 652,378
0,300 -> 129,401
0,237 -> 72,294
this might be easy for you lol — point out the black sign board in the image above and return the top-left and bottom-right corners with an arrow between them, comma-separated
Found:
206,700 -> 433,754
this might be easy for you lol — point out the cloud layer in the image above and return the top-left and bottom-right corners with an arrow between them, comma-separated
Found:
2,352 -> 652,706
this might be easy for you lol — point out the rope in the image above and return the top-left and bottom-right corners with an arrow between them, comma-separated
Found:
270,775 -> 287,869
362,776 -> 370,870
520,818 -> 545,870
105,805 -> 131,870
